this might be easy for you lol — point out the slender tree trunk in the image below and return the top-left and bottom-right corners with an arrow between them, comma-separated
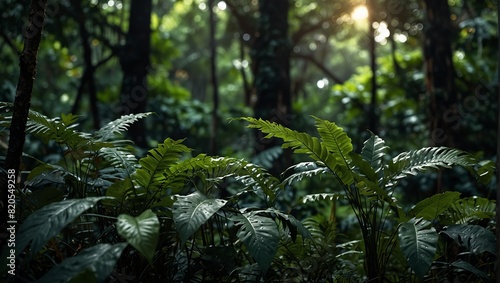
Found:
118,0 -> 152,147
252,0 -> 291,174
368,0 -> 378,134
423,0 -> 458,147
1,0 -> 48,242
208,0 -> 219,156
495,1 -> 500,281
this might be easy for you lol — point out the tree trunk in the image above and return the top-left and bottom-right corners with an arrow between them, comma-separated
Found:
208,0 -> 219,156
118,0 -> 152,147
252,0 -> 291,173
423,0 -> 458,147
1,0 -> 48,242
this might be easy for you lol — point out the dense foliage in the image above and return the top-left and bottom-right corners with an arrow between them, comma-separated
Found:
1,110 -> 495,282
0,0 -> 498,282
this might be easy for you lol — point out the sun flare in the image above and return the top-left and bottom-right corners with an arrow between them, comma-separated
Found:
351,5 -> 369,20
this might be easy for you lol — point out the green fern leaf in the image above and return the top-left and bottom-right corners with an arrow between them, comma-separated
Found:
99,146 -> 138,176
385,147 -> 475,187
282,162 -> 329,186
241,117 -> 351,184
449,196 -> 496,224
297,193 -> 344,204
231,211 -> 279,272
133,138 -> 191,191
360,133 -> 388,174
313,116 -> 353,167
95,113 -> 153,141
26,110 -> 89,148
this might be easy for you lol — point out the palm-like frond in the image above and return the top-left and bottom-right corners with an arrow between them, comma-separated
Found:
282,162 -> 329,186
241,117 -> 352,184
98,146 -> 138,176
26,111 -> 89,148
385,147 -> 476,187
133,138 -> 191,191
360,133 -> 388,174
95,112 -> 153,141
313,116 -> 353,168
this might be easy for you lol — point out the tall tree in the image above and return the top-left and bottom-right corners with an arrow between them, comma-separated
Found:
118,0 -> 152,147
423,0 -> 458,147
252,0 -> 291,142
1,0 -> 48,241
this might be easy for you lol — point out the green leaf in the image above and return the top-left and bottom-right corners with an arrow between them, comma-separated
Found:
409,191 -> 461,221
386,147 -> 476,187
451,260 -> 489,280
37,243 -> 127,283
297,193 -> 344,204
116,209 -> 160,263
240,117 -> 351,184
349,153 -> 377,181
312,116 -> 353,168
398,217 -> 438,279
172,191 -> 227,246
360,133 -> 388,174
95,112 -> 153,141
232,212 -> 279,273
441,224 -> 496,255
448,196 -> 496,224
133,138 -> 191,191
16,197 -> 109,256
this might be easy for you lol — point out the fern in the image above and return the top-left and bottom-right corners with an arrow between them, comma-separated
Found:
241,117 -> 352,184
313,116 -> 353,169
385,147 -> 476,187
95,113 -> 153,142
360,133 -> 388,174
282,162 -> 329,186
26,111 -> 90,148
133,138 -> 191,192
98,146 -> 138,176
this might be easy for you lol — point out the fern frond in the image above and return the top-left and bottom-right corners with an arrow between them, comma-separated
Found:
297,193 -> 344,204
95,113 -> 153,141
385,147 -> 476,187
360,133 -> 388,174
313,116 -> 353,167
98,147 -> 138,176
133,138 -> 191,191
26,111 -> 89,148
282,162 -> 329,186
241,117 -> 351,184
251,146 -> 283,168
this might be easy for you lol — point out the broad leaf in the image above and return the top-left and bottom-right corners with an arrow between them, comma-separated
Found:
172,191 -> 227,245
441,224 -> 496,255
409,191 -> 461,221
360,133 -> 388,174
37,243 -> 127,283
16,197 -> 109,256
232,212 -> 279,272
116,209 -> 160,263
451,260 -> 489,280
398,217 -> 438,279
